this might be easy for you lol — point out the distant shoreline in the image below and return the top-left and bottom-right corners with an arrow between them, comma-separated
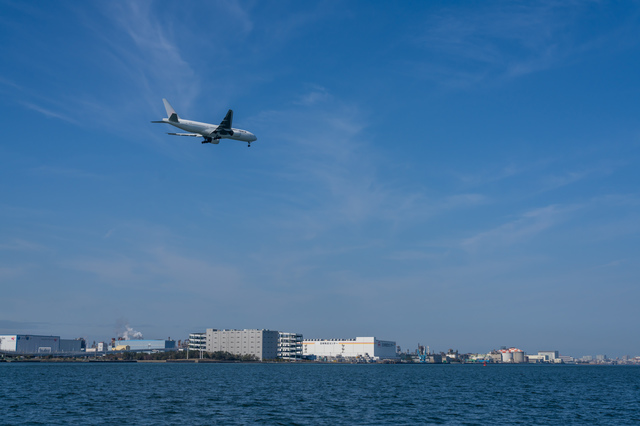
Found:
2,358 -> 637,366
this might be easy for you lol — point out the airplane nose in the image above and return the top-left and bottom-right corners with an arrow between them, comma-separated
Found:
250,133 -> 257,142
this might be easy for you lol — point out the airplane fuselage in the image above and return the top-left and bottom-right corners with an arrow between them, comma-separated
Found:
162,118 -> 257,142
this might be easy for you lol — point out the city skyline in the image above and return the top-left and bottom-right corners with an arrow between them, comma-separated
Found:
1,327 -> 635,362
1,1 -> 640,358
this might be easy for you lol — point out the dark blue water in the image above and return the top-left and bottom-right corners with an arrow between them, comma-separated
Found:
1,363 -> 639,424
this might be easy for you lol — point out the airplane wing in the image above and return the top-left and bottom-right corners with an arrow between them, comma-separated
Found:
218,109 -> 233,130
167,132 -> 201,137
210,109 -> 234,136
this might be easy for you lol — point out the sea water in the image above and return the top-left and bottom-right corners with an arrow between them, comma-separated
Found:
1,363 -> 639,424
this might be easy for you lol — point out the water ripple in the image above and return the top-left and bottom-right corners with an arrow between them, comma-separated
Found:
1,363 -> 639,424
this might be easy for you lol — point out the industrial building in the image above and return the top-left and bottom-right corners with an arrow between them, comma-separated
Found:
189,329 -> 301,360
86,342 -> 109,353
111,339 -> 176,352
188,332 -> 206,351
500,348 -> 526,363
206,329 -> 279,361
303,337 -> 397,361
527,350 -> 564,363
278,332 -> 303,360
60,339 -> 84,353
0,335 -> 84,354
539,350 -> 559,361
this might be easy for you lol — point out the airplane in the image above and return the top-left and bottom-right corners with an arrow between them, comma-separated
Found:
151,99 -> 257,147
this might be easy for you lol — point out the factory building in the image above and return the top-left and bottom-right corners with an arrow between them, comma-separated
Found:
123,339 -> 176,352
86,342 -> 110,353
0,335 -> 84,354
278,332 -> 303,360
112,339 -> 176,352
539,350 -> 559,362
303,337 -> 397,361
60,339 -> 84,353
526,354 -> 545,363
206,329 -> 279,361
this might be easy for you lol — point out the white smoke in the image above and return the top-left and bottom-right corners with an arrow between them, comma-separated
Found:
122,325 -> 143,340
115,318 -> 144,340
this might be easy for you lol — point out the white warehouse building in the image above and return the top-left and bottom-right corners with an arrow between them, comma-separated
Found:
206,329 -> 279,361
303,337 -> 397,361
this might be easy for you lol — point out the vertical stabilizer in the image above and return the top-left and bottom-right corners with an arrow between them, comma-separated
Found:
162,99 -> 179,122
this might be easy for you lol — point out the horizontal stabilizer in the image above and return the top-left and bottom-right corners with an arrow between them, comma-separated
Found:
167,132 -> 201,137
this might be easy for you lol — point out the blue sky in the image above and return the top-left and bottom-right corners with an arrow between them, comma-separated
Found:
1,1 -> 639,357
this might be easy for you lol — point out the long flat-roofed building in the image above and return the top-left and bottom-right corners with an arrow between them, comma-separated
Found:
0,335 -> 84,354
206,329 -> 278,361
303,337 -> 397,361
113,339 -> 176,352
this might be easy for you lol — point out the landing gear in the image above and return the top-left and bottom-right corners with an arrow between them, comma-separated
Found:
247,142 -> 251,148
202,137 -> 213,144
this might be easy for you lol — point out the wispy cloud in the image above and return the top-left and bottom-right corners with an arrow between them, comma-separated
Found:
595,259 -> 627,269
538,162 -> 618,192
0,239 -> 47,252
461,204 -> 578,251
410,2 -> 621,86
59,220 -> 243,296
0,265 -> 29,280
452,161 -> 530,188
19,101 -> 79,124
567,193 -> 640,242
98,2 -> 200,113
253,91 -> 496,245
2,2 -> 200,130
0,75 -> 22,90
294,85 -> 331,106
63,246 -> 243,296
220,0 -> 254,34
29,166 -> 106,180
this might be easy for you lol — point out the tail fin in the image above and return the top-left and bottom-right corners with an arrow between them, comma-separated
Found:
162,98 -> 179,122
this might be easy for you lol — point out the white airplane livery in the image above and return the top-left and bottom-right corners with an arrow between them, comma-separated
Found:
152,99 -> 257,147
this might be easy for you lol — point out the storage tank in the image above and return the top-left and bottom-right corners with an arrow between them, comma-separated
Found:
501,351 -> 513,363
513,351 -> 525,363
